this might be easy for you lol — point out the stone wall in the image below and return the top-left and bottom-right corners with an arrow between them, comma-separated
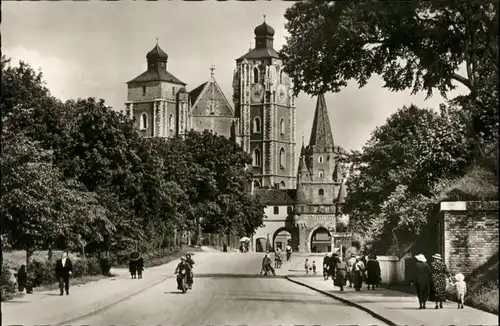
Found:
440,201 -> 499,276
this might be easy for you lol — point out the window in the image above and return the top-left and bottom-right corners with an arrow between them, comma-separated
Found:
142,86 -> 146,95
319,170 -> 324,179
172,87 -> 175,96
318,156 -> 323,163
253,117 -> 261,133
253,180 -> 261,188
319,189 -> 324,196
253,67 -> 259,84
139,113 -> 148,130
273,206 -> 279,215
280,119 -> 285,135
287,206 -> 293,214
280,71 -> 284,84
279,147 -> 286,168
168,114 -> 173,129
253,148 -> 261,166
280,181 -> 286,189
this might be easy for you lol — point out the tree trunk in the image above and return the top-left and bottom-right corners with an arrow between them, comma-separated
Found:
48,241 -> 53,261
25,245 -> 33,274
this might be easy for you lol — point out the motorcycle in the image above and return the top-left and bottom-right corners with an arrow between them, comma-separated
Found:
176,269 -> 189,293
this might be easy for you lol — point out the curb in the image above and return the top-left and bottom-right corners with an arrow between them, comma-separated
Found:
53,253 -> 227,326
285,276 -> 397,326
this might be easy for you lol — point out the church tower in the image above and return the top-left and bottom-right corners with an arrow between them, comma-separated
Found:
233,18 -> 297,189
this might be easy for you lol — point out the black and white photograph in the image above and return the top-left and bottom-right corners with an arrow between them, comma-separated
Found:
1,1 -> 498,325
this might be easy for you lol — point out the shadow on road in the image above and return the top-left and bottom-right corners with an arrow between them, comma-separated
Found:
164,291 -> 186,294
195,273 -> 286,279
231,297 -> 337,305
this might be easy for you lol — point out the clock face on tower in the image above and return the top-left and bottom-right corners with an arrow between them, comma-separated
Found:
250,84 -> 264,103
277,85 -> 287,104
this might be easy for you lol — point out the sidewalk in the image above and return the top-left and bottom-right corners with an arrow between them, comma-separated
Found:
2,252 -> 224,326
287,276 -> 499,326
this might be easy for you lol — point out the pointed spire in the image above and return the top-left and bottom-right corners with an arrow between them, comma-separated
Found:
300,134 -> 305,155
309,93 -> 334,149
337,180 -> 347,204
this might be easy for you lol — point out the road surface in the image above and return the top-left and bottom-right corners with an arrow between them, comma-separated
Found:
74,252 -> 386,325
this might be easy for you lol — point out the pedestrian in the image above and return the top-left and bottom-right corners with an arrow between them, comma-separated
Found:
329,252 -> 338,280
312,261 -> 317,275
129,251 -> 140,279
323,254 -> 330,280
15,265 -> 33,294
304,258 -> 310,274
452,273 -> 466,309
351,256 -> 365,291
412,254 -> 432,309
430,253 -> 451,309
55,252 -> 73,296
333,255 -> 347,291
346,253 -> 356,287
136,255 -> 144,279
365,254 -> 381,290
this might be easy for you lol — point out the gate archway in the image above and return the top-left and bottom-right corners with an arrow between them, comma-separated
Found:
273,227 -> 292,252
309,227 -> 332,253
255,237 -> 267,252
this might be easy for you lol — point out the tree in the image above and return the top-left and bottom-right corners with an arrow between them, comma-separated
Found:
282,1 -> 498,97
344,104 -> 475,237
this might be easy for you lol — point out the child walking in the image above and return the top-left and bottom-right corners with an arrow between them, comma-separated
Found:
453,273 -> 467,309
304,259 -> 310,274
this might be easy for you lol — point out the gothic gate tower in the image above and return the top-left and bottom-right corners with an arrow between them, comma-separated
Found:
233,17 -> 297,189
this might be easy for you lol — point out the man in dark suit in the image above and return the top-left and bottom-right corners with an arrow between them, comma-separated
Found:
55,252 -> 73,296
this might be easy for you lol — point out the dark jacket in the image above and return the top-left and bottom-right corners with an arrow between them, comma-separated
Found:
323,256 -> 330,269
186,257 -> 194,269
55,258 -> 73,278
175,262 -> 191,274
366,259 -> 381,284
413,261 -> 432,285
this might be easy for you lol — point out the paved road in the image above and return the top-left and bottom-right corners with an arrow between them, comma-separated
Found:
75,252 -> 386,325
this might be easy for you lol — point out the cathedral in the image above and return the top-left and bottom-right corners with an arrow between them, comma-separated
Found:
123,19 -> 352,253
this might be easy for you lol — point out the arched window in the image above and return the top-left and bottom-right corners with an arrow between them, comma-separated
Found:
172,87 -> 175,96
253,148 -> 261,166
142,86 -> 147,95
253,67 -> 259,84
319,170 -> 324,179
253,180 -> 261,188
280,181 -> 286,189
280,71 -> 284,84
168,114 -> 173,129
318,156 -> 323,163
280,119 -> 285,135
319,189 -> 324,196
253,117 -> 261,133
279,147 -> 286,168
140,113 -> 148,130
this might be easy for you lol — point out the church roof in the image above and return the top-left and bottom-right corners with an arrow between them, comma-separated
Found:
254,21 -> 275,38
146,44 -> 168,61
237,47 -> 280,61
189,76 -> 234,116
254,189 -> 296,205
309,93 -> 335,148
127,69 -> 186,85
189,82 -> 207,105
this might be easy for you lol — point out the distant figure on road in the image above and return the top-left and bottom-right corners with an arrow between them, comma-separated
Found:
329,253 -> 338,280
412,254 -> 432,309
136,256 -> 144,279
274,249 -> 282,269
312,261 -> 317,275
323,254 -> 331,280
452,273 -> 466,309
333,255 -> 347,291
55,252 -> 73,296
430,253 -> 451,309
365,254 -> 381,290
351,256 -> 365,291
15,265 -> 33,294
346,253 -> 356,288
260,252 -> 275,276
174,257 -> 192,290
129,252 -> 142,279
129,258 -> 137,279
285,244 -> 292,261
185,254 -> 194,285
304,259 -> 311,274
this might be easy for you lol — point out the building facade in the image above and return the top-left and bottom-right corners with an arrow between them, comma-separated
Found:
124,19 -> 351,253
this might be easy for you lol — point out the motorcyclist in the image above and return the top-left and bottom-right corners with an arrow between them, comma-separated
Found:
174,257 -> 192,290
185,254 -> 195,287
261,252 -> 276,276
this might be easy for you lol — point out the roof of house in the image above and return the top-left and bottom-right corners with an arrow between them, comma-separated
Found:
254,189 -> 296,205
127,69 -> 186,85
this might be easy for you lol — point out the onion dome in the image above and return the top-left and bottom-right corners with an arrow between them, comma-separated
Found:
146,44 -> 168,61
254,21 -> 275,38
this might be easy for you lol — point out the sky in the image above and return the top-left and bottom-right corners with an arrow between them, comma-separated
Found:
3,1 -> 469,159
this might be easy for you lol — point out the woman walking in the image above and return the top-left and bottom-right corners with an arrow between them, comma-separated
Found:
366,254 -> 381,290
333,255 -> 348,291
412,254 -> 432,309
430,253 -> 450,309
352,256 -> 365,291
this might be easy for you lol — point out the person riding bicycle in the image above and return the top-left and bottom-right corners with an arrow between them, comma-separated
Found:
174,257 -> 192,290
261,252 -> 276,276
185,253 -> 195,287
